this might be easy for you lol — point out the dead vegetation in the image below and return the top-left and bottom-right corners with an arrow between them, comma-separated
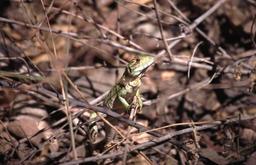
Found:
0,0 -> 256,164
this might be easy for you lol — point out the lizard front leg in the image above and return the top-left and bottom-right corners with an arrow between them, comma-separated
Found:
117,95 -> 130,111
129,90 -> 142,121
135,89 -> 143,112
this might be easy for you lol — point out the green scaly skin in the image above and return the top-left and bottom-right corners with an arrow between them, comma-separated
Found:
90,54 -> 155,145
103,54 -> 155,112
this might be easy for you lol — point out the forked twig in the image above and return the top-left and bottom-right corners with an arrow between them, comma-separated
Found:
158,0 -> 228,57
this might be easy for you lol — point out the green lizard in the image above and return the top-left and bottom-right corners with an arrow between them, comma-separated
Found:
103,54 -> 155,113
89,54 -> 155,145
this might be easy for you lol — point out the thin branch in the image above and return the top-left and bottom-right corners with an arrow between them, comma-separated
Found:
167,0 -> 231,59
153,0 -> 173,60
188,41 -> 204,78
157,0 -> 228,57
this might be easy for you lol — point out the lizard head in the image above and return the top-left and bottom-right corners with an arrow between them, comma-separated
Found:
127,54 -> 155,76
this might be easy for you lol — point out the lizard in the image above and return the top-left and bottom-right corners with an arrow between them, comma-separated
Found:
89,54 -> 155,145
104,54 -> 155,113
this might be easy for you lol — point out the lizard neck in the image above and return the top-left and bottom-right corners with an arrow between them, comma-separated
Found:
118,70 -> 141,86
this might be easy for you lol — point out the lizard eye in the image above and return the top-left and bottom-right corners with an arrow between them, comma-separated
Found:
127,58 -> 140,74
132,58 -> 140,66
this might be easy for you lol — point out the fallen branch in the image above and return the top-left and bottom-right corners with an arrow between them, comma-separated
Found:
61,115 -> 256,164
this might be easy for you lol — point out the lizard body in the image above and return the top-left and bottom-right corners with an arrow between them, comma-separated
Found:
89,54 -> 155,145
104,54 -> 155,112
